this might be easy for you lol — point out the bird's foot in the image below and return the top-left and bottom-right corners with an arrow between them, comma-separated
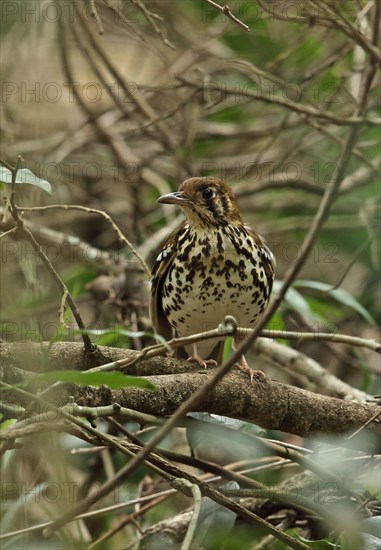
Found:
234,355 -> 265,383
188,355 -> 218,369
234,362 -> 256,383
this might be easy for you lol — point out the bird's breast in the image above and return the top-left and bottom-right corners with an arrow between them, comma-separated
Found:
162,226 -> 271,337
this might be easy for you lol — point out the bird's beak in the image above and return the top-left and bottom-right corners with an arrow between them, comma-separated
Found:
157,191 -> 190,206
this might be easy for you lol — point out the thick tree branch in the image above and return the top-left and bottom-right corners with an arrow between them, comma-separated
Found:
0,339 -> 374,403
1,343 -> 379,449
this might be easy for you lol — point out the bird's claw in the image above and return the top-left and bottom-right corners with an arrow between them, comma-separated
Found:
234,363 -> 265,384
188,356 -> 218,369
234,362 -> 254,383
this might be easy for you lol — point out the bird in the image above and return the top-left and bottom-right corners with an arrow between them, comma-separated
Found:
149,176 -> 275,380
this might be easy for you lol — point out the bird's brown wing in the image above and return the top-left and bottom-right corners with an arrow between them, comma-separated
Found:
149,223 -> 187,341
150,223 -> 224,361
246,226 -> 276,295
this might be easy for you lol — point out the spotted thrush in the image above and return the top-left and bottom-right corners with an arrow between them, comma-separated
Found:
150,177 -> 275,378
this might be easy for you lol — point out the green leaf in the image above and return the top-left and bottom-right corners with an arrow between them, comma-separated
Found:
0,166 -> 14,184
222,336 -> 232,361
294,280 -> 376,325
0,166 -> 52,194
266,310 -> 289,345
0,418 -> 18,431
296,533 -> 339,548
85,328 -> 150,339
96,330 -> 128,347
61,266 -> 96,298
329,288 -> 376,325
273,279 -> 318,322
354,349 -> 372,392
34,371 -> 155,390
266,310 -> 285,333
302,296 -> 340,322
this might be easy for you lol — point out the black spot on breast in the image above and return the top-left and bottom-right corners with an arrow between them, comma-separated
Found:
251,291 -> 259,304
179,235 -> 196,262
216,231 -> 224,254
200,276 -> 213,290
186,269 -> 195,283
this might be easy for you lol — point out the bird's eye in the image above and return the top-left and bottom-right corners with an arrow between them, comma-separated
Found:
202,187 -> 215,200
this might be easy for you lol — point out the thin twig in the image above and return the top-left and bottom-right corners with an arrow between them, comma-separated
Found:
85,325 -> 381,376
59,289 -> 69,329
316,0 -> 381,63
87,490 -> 169,549
56,11 -> 151,223
87,0 -> 104,34
259,329 -> 380,353
179,78 -> 381,126
19,204 -> 151,278
17,225 -> 93,353
0,226 -> 17,240
203,0 -> 250,32
2,159 -> 93,354
253,338 -> 371,402
73,3 -> 178,151
347,409 -> 381,440
181,482 -> 202,550
221,17 -> 379,390
0,214 -> 124,273
129,0 -> 175,49
1,384 -> 309,549
331,235 -> 373,290
0,487 -> 177,542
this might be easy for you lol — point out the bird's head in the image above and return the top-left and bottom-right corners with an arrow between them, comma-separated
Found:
157,177 -> 242,227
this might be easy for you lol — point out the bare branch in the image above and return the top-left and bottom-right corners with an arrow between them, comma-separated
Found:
18,204 -> 151,278
203,0 -> 250,32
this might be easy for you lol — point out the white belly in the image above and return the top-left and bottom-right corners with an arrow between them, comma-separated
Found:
162,226 -> 270,355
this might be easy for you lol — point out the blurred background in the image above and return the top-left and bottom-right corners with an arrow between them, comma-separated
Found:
1,1 -> 379,380
0,1 -> 380,548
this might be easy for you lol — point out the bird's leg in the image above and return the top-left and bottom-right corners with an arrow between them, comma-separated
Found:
233,337 -> 264,383
188,344 -> 218,369
234,353 -> 255,383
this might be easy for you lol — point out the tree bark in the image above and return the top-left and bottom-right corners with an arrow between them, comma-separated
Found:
1,342 -> 379,450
